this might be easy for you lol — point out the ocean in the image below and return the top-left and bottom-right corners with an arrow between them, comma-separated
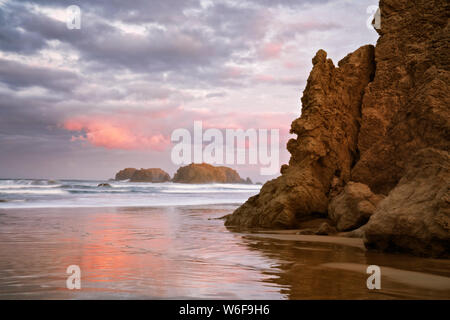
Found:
0,179 -> 261,209
0,179 -> 449,299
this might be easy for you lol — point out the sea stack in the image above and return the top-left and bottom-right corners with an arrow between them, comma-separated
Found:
225,0 -> 449,258
172,163 -> 249,184
115,168 -> 171,183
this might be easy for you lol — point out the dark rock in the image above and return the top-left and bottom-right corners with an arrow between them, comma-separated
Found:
97,183 -> 111,187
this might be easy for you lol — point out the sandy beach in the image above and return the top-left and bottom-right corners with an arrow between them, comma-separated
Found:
1,204 -> 449,299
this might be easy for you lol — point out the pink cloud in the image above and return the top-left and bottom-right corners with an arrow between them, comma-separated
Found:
222,66 -> 246,79
63,115 -> 170,151
254,74 -> 276,83
260,42 -> 283,60
63,106 -> 296,152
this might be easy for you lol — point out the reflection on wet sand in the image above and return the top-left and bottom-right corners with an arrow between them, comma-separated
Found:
0,205 -> 449,299
240,233 -> 450,299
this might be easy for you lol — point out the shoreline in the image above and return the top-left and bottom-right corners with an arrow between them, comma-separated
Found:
1,204 -> 449,299
241,232 -> 366,250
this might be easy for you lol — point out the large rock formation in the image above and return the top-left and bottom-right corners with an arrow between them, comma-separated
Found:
226,45 -> 375,228
115,168 -> 137,181
226,0 -> 450,257
115,168 -> 171,183
173,163 -> 248,184
351,0 -> 450,195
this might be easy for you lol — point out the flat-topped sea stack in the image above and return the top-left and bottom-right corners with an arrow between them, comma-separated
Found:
115,168 -> 171,183
173,163 -> 251,184
226,0 -> 449,258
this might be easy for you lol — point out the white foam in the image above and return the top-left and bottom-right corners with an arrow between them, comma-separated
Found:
0,185 -> 62,189
0,180 -> 261,209
161,189 -> 254,193
0,189 -> 68,195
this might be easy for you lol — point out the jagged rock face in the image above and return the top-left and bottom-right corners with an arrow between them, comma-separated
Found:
225,0 -> 449,256
115,168 -> 170,183
328,182 -> 384,232
364,149 -> 450,258
351,0 -> 450,195
355,0 -> 450,257
225,45 -> 375,228
172,163 -> 245,184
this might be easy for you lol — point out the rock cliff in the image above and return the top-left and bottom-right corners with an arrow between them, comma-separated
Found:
226,45 -> 376,228
115,168 -> 171,183
173,163 -> 249,184
225,0 -> 449,257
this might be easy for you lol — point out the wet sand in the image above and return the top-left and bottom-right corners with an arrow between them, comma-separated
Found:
242,232 -> 365,249
0,205 -> 449,299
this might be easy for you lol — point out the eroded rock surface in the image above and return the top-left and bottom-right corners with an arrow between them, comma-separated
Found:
328,182 -> 384,232
225,0 -> 450,257
225,45 -> 375,228
351,0 -> 450,195
364,149 -> 450,258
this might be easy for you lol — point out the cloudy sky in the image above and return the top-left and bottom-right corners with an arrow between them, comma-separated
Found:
0,0 -> 379,181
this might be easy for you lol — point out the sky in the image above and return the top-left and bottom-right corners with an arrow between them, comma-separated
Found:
0,0 -> 379,181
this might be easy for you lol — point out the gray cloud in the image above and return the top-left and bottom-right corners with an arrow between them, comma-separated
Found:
0,0 -> 379,180
0,58 -> 80,91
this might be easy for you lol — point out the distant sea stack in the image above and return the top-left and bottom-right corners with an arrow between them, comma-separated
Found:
226,0 -> 449,258
173,163 -> 252,184
115,168 -> 171,183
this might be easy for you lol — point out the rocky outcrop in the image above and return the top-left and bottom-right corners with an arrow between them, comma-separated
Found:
173,163 -> 247,184
115,168 -> 137,181
115,168 -> 171,183
351,0 -> 450,195
328,182 -> 384,232
226,0 -> 450,257
225,45 -> 375,228
364,149 -> 450,258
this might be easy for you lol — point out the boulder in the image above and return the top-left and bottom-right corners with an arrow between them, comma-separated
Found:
364,149 -> 450,258
328,182 -> 384,232
97,183 -> 111,187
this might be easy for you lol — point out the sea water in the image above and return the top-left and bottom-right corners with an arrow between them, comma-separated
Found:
0,179 -> 449,299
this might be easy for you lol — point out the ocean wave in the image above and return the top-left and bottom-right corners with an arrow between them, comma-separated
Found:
160,189 -> 255,193
0,189 -> 68,195
0,198 -> 246,209
0,184 -> 62,189
0,179 -> 261,209
0,179 -> 60,186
